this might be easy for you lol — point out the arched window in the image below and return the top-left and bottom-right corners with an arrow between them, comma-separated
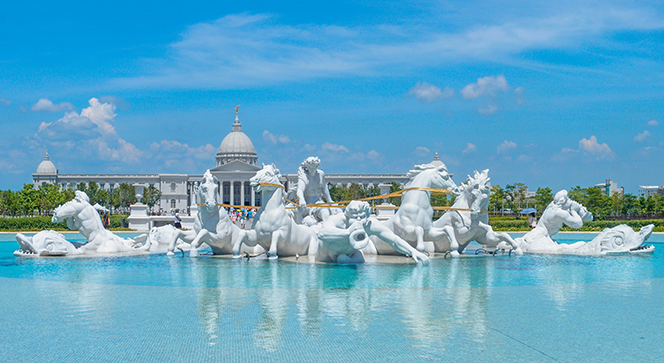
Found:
171,199 -> 176,209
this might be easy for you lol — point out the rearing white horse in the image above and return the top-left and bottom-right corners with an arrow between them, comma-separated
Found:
166,170 -> 243,256
233,164 -> 318,259
370,163 -> 459,256
432,170 -> 523,255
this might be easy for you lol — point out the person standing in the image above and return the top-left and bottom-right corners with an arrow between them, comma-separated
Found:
174,210 -> 182,229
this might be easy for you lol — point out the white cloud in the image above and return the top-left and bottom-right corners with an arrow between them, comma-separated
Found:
367,150 -> 380,160
149,140 -> 216,167
322,142 -> 349,153
634,130 -> 651,142
262,130 -> 290,145
0,98 -> 10,105
573,135 -> 615,160
648,120 -> 659,126
514,87 -> 526,105
406,82 -> 454,103
497,140 -> 517,154
413,146 -> 430,157
460,75 -> 509,99
462,143 -> 476,153
31,98 -> 75,112
112,7 -> 664,89
99,96 -> 130,110
478,103 -> 498,115
37,98 -> 142,164
517,154 -> 532,162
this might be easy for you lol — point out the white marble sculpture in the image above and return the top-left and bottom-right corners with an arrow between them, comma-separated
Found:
317,200 -> 430,264
432,170 -> 522,255
368,163 -> 460,256
166,170 -> 243,256
14,191 -> 149,256
233,163 -> 318,259
145,225 -> 191,253
14,230 -> 78,256
51,191 -> 148,253
287,156 -> 338,224
513,190 -> 655,255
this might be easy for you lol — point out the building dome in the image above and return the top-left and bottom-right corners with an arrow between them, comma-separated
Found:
36,152 -> 57,174
216,110 -> 258,166
431,151 -> 444,167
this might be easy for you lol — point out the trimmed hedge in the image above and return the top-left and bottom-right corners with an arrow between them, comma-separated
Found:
489,218 -> 664,232
0,214 -> 130,231
0,216 -> 68,231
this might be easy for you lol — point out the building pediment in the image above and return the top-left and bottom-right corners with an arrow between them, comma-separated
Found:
210,160 -> 261,172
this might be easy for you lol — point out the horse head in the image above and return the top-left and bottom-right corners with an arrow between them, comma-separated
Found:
196,170 -> 220,210
52,190 -> 90,223
406,163 -> 457,193
251,163 -> 283,194
457,169 -> 490,215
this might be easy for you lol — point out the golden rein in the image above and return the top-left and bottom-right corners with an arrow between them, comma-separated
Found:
198,183 -> 478,212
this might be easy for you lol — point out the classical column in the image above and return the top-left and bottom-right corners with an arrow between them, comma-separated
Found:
251,187 -> 255,207
240,181 -> 245,206
230,181 -> 235,205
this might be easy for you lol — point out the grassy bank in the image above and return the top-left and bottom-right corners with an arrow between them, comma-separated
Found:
489,217 -> 664,232
0,215 -> 131,232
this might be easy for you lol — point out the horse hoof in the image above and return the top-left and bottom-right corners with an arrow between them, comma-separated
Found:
450,251 -> 460,258
232,254 -> 242,259
190,249 -> 199,257
268,255 -> 278,260
166,251 -> 174,256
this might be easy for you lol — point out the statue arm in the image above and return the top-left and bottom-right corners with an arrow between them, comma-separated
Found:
296,168 -> 308,207
558,209 -> 584,229
320,171 -> 334,203
367,220 -> 418,256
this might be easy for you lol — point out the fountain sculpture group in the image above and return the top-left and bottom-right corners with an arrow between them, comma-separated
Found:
14,157 -> 655,261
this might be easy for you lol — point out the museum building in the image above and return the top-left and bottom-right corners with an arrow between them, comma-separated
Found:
33,111 -> 437,212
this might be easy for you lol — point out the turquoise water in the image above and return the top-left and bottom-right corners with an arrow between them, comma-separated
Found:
1,232 -> 663,362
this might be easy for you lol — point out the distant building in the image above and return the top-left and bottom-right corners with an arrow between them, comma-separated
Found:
594,179 -> 624,196
33,109 -> 443,212
638,186 -> 664,198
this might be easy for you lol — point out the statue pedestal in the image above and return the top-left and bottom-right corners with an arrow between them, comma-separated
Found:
376,203 -> 396,221
128,203 -> 151,231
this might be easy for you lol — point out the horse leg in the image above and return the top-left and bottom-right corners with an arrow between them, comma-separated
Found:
478,224 -> 523,256
166,229 -> 185,256
268,229 -> 287,259
190,230 -> 212,257
232,229 -> 249,258
430,225 -> 460,257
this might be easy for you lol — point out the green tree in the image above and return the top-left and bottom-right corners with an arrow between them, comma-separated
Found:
534,187 -> 553,214
18,184 -> 40,216
141,186 -> 162,213
504,183 -> 527,214
489,184 -> 505,213
389,182 -> 403,207
112,183 -> 136,212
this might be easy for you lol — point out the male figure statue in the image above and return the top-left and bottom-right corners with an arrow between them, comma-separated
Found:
52,190 -> 146,253
515,190 -> 593,253
317,200 -> 430,264
295,156 -> 337,223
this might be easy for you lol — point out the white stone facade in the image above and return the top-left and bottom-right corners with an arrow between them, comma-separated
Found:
33,110 -> 429,215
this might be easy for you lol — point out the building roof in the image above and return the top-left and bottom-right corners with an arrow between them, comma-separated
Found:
431,151 -> 444,167
36,152 -> 57,174
217,114 -> 256,156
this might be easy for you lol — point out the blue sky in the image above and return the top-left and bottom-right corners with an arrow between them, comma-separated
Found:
1,0 -> 663,193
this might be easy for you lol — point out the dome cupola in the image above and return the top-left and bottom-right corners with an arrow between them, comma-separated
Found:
36,151 -> 57,175
216,106 -> 257,166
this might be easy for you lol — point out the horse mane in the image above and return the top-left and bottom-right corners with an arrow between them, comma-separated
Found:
405,163 -> 439,186
457,169 -> 490,195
